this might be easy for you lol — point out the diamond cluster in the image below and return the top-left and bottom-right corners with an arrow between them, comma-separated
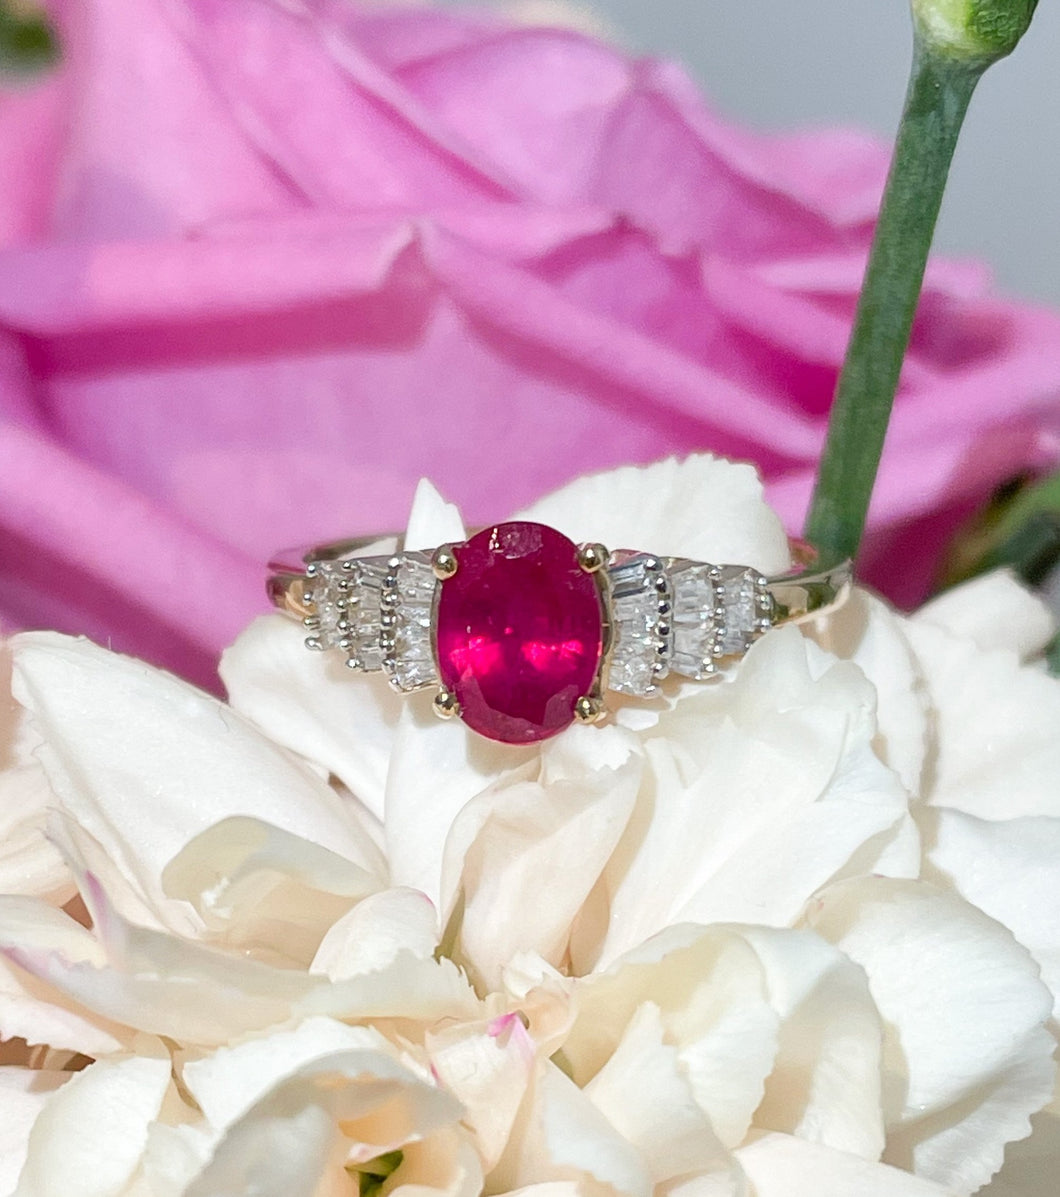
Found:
381,553 -> 438,692
607,554 -> 671,696
304,553 -> 437,692
605,556 -> 773,697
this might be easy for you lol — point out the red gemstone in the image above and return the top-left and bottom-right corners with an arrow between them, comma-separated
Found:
435,522 -> 604,744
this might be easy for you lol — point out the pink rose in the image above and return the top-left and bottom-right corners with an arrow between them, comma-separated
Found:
2,0 -> 1058,687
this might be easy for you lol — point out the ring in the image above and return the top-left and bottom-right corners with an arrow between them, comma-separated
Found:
267,521 -> 852,745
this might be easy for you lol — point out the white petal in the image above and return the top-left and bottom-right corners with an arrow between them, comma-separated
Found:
0,644 -> 71,903
584,1001 -> 729,1180
565,925 -> 778,1151
591,628 -> 912,969
14,1053 -> 171,1197
311,887 -> 438,980
978,1095 -> 1060,1197
6,880 -> 319,1047
142,1123 -> 218,1197
0,896 -> 127,1055
385,702 -> 535,911
161,816 -> 383,966
492,1061 -> 652,1197
486,1186 -> 582,1197
0,1067 -> 71,1197
742,926 -> 885,1160
806,589 -> 928,796
221,615 -> 400,825
921,808 -> 1060,1017
447,727 -> 641,989
806,878 -> 1056,1192
736,1132 -> 959,1197
0,775 -> 72,905
302,949 -> 480,1026
11,633 -> 374,934
404,478 -> 466,551
389,1126 -> 484,1197
914,572 -> 1055,662
184,1088 -> 337,1197
500,954 -> 577,1059
883,1027 -> 1057,1195
516,455 -> 791,574
427,1015 -> 536,1170
903,620 -> 1060,818
660,1169 -> 749,1197
184,1047 -> 463,1197
182,1017 -> 394,1132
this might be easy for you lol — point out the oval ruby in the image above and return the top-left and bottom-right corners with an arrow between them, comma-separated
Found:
435,522 -> 604,744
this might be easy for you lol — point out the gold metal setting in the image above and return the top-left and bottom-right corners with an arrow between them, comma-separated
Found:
574,695 -> 605,724
577,542 -> 610,573
433,688 -> 461,719
432,545 -> 459,580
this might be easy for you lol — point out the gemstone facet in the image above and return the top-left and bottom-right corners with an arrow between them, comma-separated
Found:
435,522 -> 605,744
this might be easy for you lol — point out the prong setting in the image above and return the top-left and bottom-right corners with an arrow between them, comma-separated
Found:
432,545 -> 459,580
577,542 -> 610,573
433,688 -> 461,719
574,695 -> 605,723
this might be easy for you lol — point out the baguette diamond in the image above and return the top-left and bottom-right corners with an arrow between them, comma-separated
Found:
305,556 -> 388,670
607,554 -> 670,697
715,566 -> 772,656
669,562 -> 719,680
382,553 -> 439,692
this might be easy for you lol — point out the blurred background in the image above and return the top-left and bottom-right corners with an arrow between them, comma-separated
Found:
440,0 -> 1060,306
5,0 -> 1056,298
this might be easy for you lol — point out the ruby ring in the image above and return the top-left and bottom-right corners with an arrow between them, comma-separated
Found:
268,523 -> 852,745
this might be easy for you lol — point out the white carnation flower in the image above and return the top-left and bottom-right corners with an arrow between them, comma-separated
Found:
0,457 -> 1056,1197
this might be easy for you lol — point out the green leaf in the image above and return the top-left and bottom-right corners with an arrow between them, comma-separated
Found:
941,469 -> 1060,586
349,1150 -> 404,1197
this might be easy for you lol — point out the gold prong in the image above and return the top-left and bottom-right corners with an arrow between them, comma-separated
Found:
433,688 -> 461,720
432,545 -> 459,580
574,695 -> 605,724
577,542 -> 609,573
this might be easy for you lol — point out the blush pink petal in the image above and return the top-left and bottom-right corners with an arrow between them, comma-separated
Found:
1,0 -> 1058,681
0,422 -> 261,689
45,0 -> 298,240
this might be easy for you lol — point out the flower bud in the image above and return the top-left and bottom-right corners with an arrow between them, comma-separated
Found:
911,0 -> 1038,63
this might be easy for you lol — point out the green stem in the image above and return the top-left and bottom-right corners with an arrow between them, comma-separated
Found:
0,2 -> 57,72
804,39 -> 984,562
